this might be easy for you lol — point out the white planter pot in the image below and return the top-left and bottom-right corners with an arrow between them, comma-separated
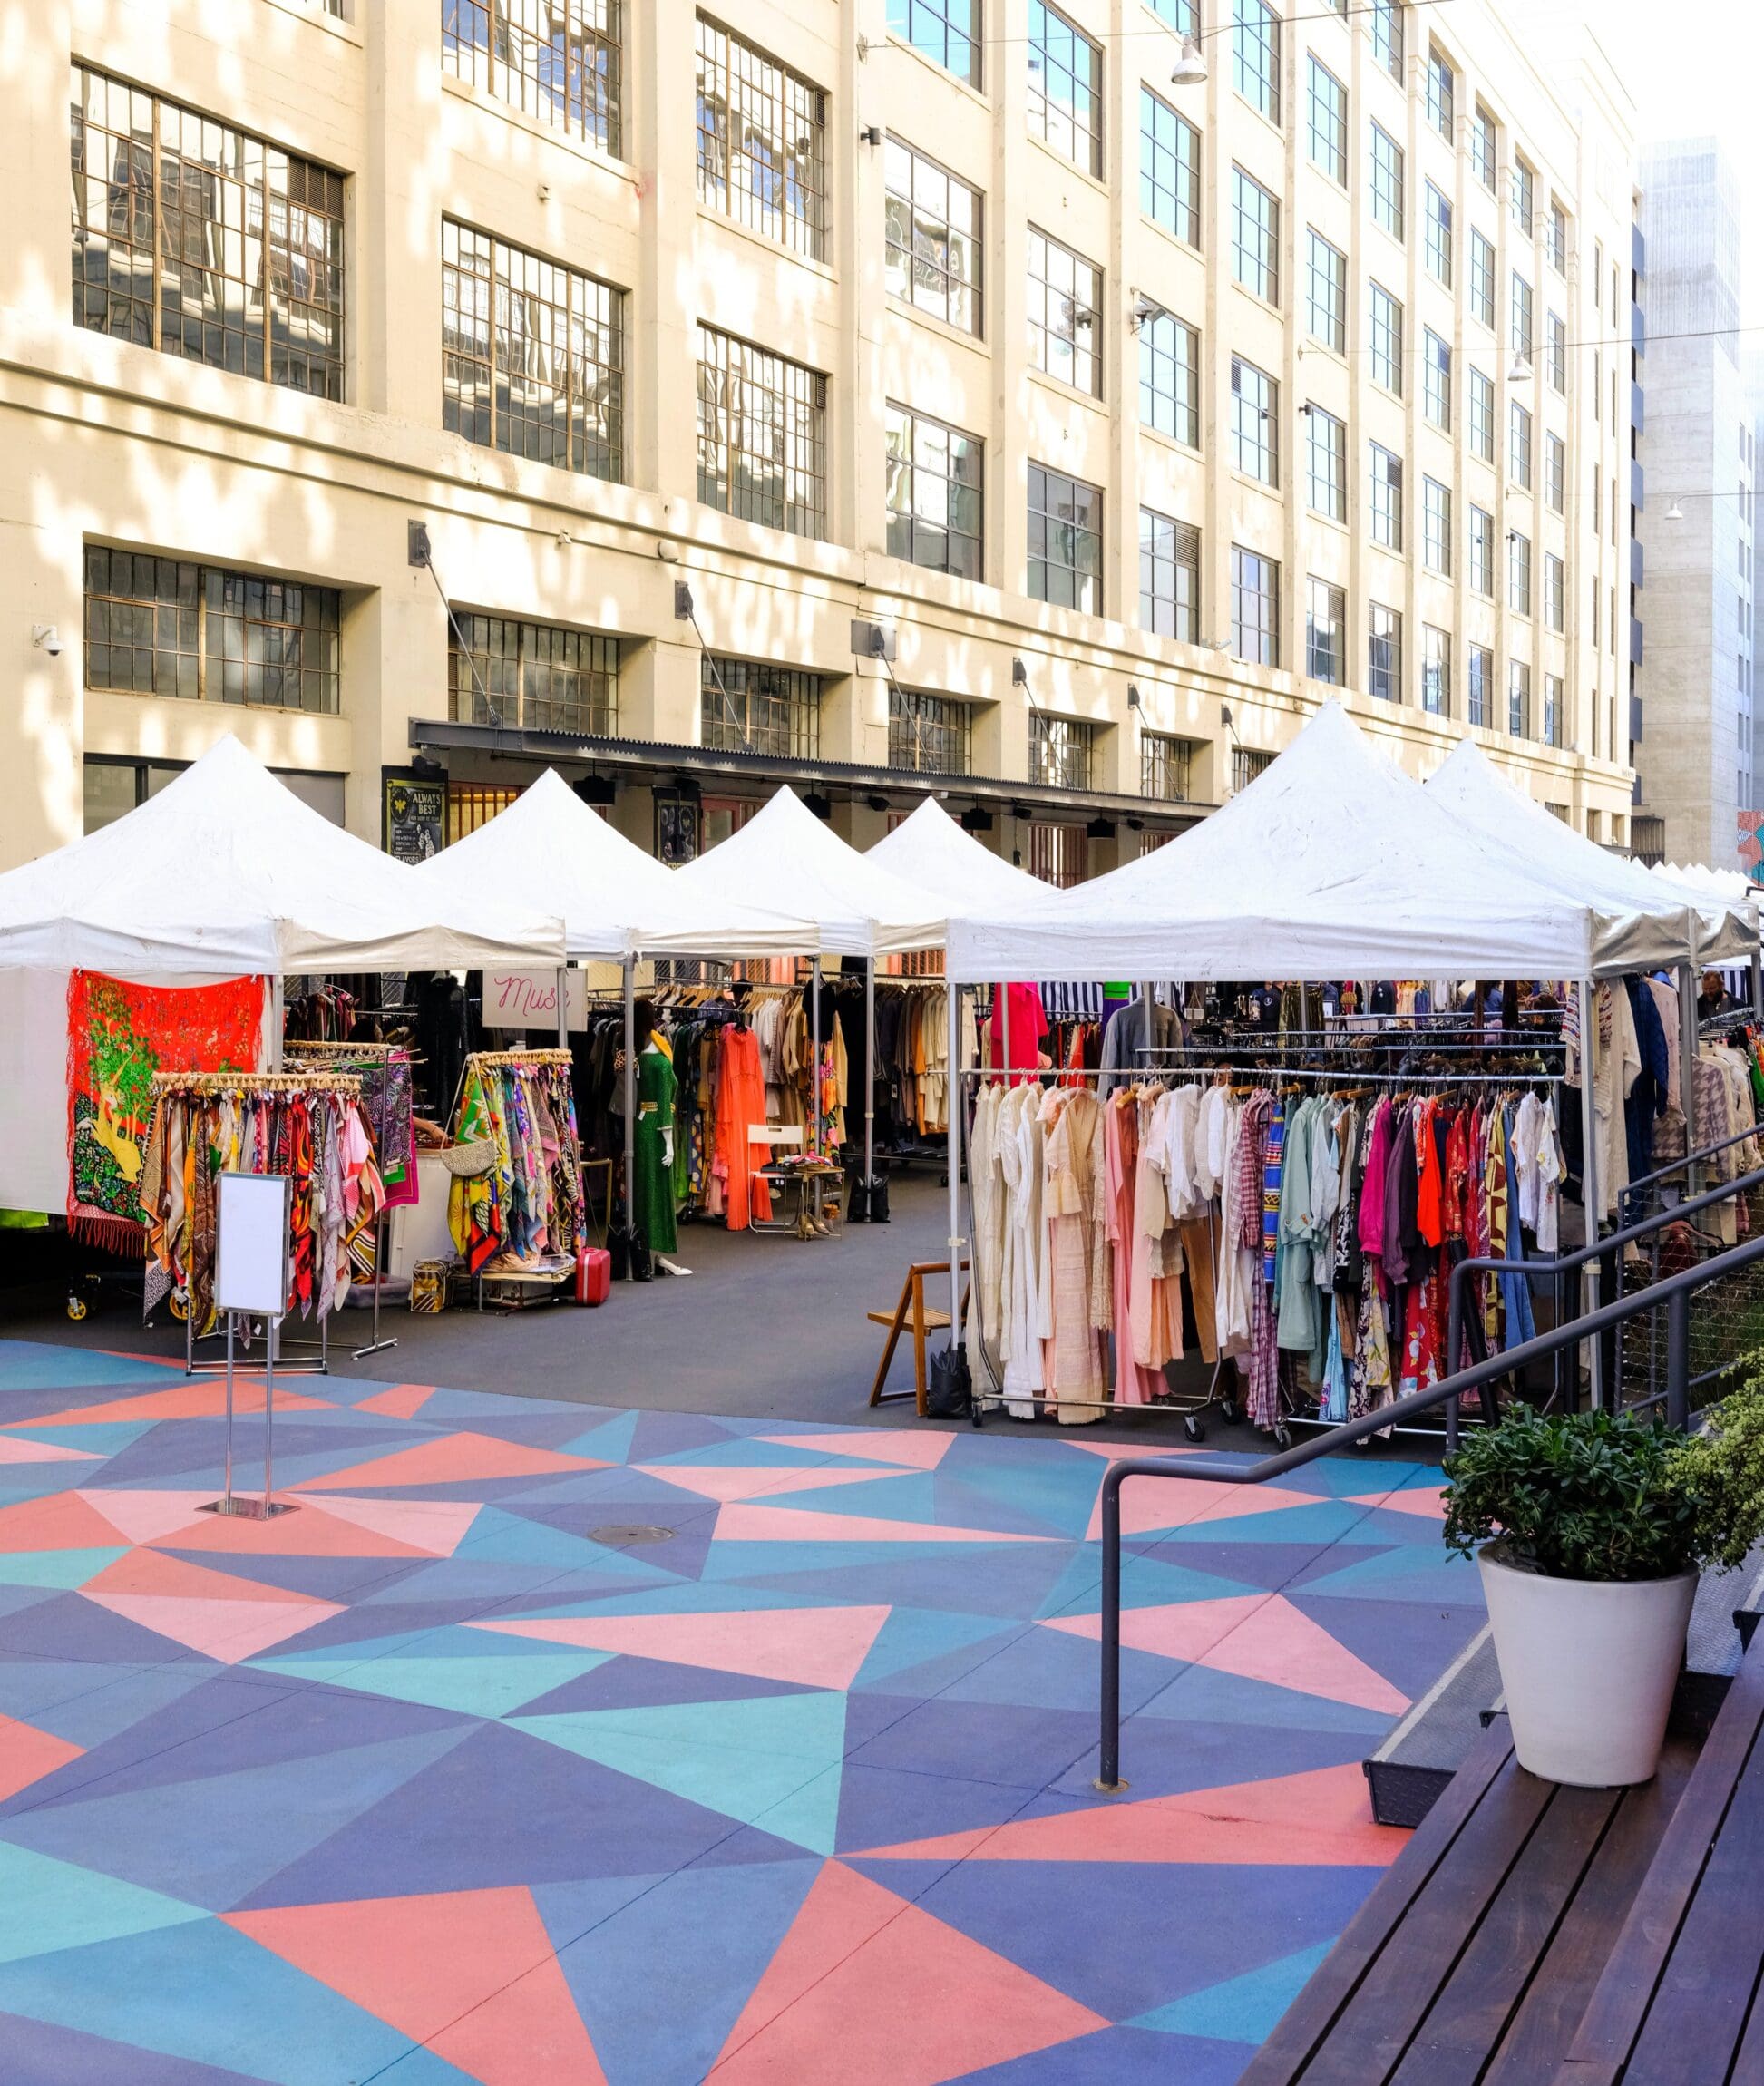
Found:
1477,1545 -> 1695,1788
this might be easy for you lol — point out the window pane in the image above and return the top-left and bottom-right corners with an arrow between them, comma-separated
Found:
443,0 -> 622,157
696,323 -> 826,539
700,655 -> 820,756
1231,165 -> 1280,304
1233,0 -> 1280,123
696,16 -> 825,259
1140,88 -> 1200,248
1027,226 -> 1103,395
1231,356 -> 1278,485
884,138 -> 983,335
1230,544 -> 1279,667
1028,0 -> 1102,176
885,402 -> 983,579
886,0 -> 979,86
1028,463 -> 1102,613
448,611 -> 619,734
1139,506 -> 1198,638
1139,309 -> 1199,446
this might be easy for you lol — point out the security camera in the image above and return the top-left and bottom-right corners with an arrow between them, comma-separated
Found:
31,624 -> 61,658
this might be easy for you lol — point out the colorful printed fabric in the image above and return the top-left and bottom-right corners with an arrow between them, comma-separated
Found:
66,970 -> 265,1252
1261,1100 -> 1285,1285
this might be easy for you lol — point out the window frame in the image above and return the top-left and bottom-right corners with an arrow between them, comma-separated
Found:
1139,506 -> 1200,639
1139,307 -> 1200,448
1306,574 -> 1346,686
1306,403 -> 1346,522
1306,228 -> 1347,353
695,321 -> 828,540
1028,460 -> 1103,612
1028,0 -> 1103,177
1027,225 -> 1104,397
695,15 -> 826,261
1231,354 -> 1279,486
1140,85 -> 1201,249
1230,543 -> 1280,667
884,401 -> 984,580
1369,280 -> 1404,396
1369,441 -> 1403,551
883,136 -> 984,336
1233,0 -> 1282,125
1369,600 -> 1402,703
1369,121 -> 1405,243
1307,54 -> 1347,184
1422,475 -> 1452,576
1230,163 -> 1282,306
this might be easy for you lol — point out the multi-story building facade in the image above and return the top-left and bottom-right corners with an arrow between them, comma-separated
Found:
1634,137 -> 1749,870
1,0 -> 1637,884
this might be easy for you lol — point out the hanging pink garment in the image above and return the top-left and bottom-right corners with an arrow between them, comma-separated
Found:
1105,1091 -> 1163,1406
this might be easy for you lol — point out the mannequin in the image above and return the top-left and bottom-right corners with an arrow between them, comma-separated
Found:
631,999 -> 677,1259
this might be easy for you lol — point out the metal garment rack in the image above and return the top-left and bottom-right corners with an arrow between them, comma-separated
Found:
286,1040 -> 404,1360
152,1070 -> 362,1379
957,1048 -> 1566,1442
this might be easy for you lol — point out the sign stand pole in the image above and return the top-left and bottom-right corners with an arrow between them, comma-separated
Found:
200,1172 -> 298,1520
221,1311 -> 236,1512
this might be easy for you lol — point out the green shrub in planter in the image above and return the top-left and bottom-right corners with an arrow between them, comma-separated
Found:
1441,1385 -> 1764,1584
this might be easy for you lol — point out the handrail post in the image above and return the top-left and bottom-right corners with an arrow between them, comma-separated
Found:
1445,1275 -> 1464,1453
1095,1466 -> 1126,1793
1667,1285 -> 1691,1431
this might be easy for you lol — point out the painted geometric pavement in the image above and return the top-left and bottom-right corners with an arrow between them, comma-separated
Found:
0,1340 -> 1484,2083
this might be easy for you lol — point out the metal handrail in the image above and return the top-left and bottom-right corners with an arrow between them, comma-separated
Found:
1441,1164 -> 1764,1443
1095,1226 -> 1764,1790
1621,1121 -> 1763,1215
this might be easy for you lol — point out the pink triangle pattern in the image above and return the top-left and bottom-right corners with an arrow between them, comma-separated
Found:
0,1435 -> 102,1466
710,1859 -> 1107,2083
714,1503 -> 1055,1545
471,1603 -> 892,1691
755,1431 -> 954,1470
631,1465 -> 897,1505
1084,1476 -> 1327,1542
1046,1594 -> 1409,1713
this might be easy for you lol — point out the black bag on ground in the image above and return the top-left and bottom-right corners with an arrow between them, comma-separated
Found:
926,1347 -> 970,1418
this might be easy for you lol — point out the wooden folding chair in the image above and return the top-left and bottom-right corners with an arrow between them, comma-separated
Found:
868,1260 -> 970,1418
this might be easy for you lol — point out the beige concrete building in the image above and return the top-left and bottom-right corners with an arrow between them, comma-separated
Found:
1,0 -> 1639,889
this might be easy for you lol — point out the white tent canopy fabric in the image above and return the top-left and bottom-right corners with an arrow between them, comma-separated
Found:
672,785 -> 947,957
414,768 -> 814,960
0,736 -> 563,978
945,702 -> 1698,984
1426,739 -> 1750,965
864,797 -> 1051,915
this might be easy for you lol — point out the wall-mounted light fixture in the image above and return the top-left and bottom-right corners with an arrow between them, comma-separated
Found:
674,581 -> 695,619
1011,657 -> 1029,687
860,124 -> 883,147
1126,685 -> 1143,710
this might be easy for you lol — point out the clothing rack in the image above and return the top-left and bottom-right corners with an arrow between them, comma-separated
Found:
285,1040 -> 403,1360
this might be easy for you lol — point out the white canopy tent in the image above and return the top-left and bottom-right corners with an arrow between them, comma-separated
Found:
944,703 -> 1698,986
1425,738 -> 1750,965
0,736 -> 562,1222
866,797 -> 1053,914
414,768 -> 816,1214
673,785 -> 948,1197
0,736 -> 563,979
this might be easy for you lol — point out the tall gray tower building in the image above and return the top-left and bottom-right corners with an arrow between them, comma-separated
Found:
1634,139 -> 1749,868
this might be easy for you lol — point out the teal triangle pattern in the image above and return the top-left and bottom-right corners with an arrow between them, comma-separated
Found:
1129,1939 -> 1333,2042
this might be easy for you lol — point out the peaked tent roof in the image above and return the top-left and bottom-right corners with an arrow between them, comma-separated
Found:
864,798 -> 1052,915
945,701 -> 1692,983
671,785 -> 947,957
0,736 -> 563,978
414,768 -> 815,960
1426,738 -> 1750,963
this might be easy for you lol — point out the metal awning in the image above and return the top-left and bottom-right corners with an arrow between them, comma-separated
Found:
408,718 -> 1213,832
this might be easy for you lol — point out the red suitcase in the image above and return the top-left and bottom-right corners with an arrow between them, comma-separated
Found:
575,1245 -> 611,1306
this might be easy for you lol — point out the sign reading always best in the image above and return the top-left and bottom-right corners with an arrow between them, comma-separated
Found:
482,969 -> 589,1031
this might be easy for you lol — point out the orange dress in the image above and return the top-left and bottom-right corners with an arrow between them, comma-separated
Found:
715,1027 -> 773,1230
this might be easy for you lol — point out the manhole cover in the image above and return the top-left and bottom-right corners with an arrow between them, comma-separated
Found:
590,1524 -> 677,1545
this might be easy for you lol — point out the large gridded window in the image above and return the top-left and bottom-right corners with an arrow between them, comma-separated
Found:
1306,577 -> 1346,686
1543,672 -> 1564,747
1544,551 -> 1565,631
71,68 -> 345,398
1307,405 -> 1346,521
1369,602 -> 1402,703
1511,156 -> 1534,237
83,545 -> 339,712
1306,229 -> 1346,353
1369,0 -> 1403,74
696,325 -> 827,539
1425,181 -> 1452,287
1233,0 -> 1281,123
1471,102 -> 1496,190
1468,366 -> 1494,462
1547,311 -> 1567,394
1422,625 -> 1451,716
1426,44 -> 1453,136
1141,733 -> 1194,803
1028,0 -> 1102,177
888,0 -> 979,87
1308,57 -> 1346,183
442,0 -> 621,158
1140,310 -> 1199,446
1369,443 -> 1403,550
1028,463 -> 1102,612
1548,200 -> 1568,275
1467,643 -> 1493,726
884,139 -> 982,335
1231,166 -> 1280,304
1509,401 -> 1533,489
1140,89 -> 1200,248
1027,822 -> 1087,887
1029,714 -> 1094,790
442,221 -> 624,480
1369,282 -> 1403,395
1028,228 -> 1102,395
889,687 -> 971,773
1232,356 -> 1278,485
1423,328 -> 1451,431
695,18 -> 824,260
1470,229 -> 1496,328
1140,509 -> 1199,639
1422,476 -> 1451,575
1469,504 -> 1495,595
884,403 -> 983,580
1511,271 -> 1534,360
701,656 -> 820,756
448,612 -> 618,734
1369,123 -> 1404,242
1507,658 -> 1531,737
1545,431 -> 1565,513
1231,546 -> 1280,667
1508,529 -> 1532,615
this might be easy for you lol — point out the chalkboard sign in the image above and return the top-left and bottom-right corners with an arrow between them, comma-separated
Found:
384,774 -> 445,863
